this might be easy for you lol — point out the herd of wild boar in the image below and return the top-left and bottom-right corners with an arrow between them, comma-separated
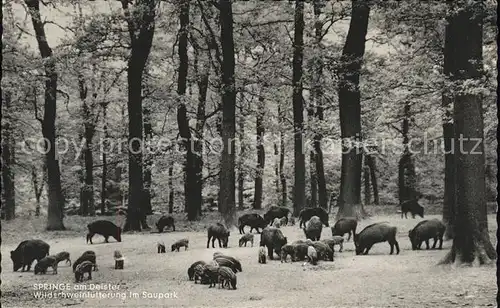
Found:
10,200 -> 446,290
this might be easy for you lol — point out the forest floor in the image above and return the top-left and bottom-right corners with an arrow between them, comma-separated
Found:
1,213 -> 497,308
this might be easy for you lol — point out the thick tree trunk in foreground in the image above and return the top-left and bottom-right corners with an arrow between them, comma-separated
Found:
253,94 -> 265,210
336,1 -> 370,220
292,0 -> 305,216
176,0 -> 199,221
78,75 -> 96,216
441,13 -> 456,240
439,1 -> 496,265
26,0 -> 65,230
193,47 -> 209,218
2,92 -> 16,220
313,0 -> 327,211
218,0 -> 237,226
122,0 -> 155,231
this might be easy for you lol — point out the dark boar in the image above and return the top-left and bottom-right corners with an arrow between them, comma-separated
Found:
307,241 -> 334,261
354,223 -> 400,255
86,220 -> 122,244
171,238 -> 189,252
400,200 -> 424,219
303,216 -> 323,241
75,261 -> 94,282
280,244 -> 296,263
54,251 -> 71,266
298,208 -> 329,228
156,215 -> 175,232
238,213 -> 267,234
321,236 -> 344,252
34,255 -> 58,275
238,234 -> 254,247
213,255 -> 242,273
73,251 -> 97,272
218,266 -> 237,290
263,206 -> 291,226
11,239 -> 50,272
331,217 -> 357,241
188,261 -> 207,281
259,227 -> 287,260
408,219 -> 445,250
207,223 -> 230,248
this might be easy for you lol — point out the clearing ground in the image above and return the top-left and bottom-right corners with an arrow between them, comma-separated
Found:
1,214 -> 497,308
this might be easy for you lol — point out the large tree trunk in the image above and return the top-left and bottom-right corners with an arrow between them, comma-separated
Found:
78,74 -> 96,216
2,91 -> 16,220
441,14 -> 456,240
176,0 -> 200,221
336,1 -> 370,220
26,0 -> 65,230
238,93 -> 245,210
292,0 -> 305,216
193,43 -> 209,218
439,1 -> 496,265
278,106 -> 287,208
398,102 -> 417,205
143,107 -> 153,215
253,94 -> 265,210
122,0 -> 155,231
312,0 -> 327,211
218,0 -> 237,226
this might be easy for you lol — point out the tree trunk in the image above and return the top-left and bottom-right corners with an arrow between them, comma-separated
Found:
26,0 -> 65,230
32,165 -> 45,217
100,102 -> 109,214
218,0 -> 237,226
398,102 -> 417,206
78,75 -> 96,217
336,1 -> 370,220
366,155 -> 379,205
143,107 -> 153,215
439,1 -> 496,265
253,94 -> 265,210
238,93 -> 245,210
2,92 -> 16,220
274,143 -> 279,194
168,161 -> 174,214
308,122 -> 317,208
193,49 -> 209,218
292,0 -> 305,216
278,107 -> 287,208
176,0 -> 199,221
312,0 -> 327,211
363,156 -> 371,205
121,0 -> 156,231
442,14 -> 456,240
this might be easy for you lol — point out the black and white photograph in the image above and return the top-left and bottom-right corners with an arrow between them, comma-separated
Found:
1,0 -> 498,307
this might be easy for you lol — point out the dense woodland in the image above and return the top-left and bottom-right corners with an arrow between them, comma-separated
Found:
1,0 -> 497,265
